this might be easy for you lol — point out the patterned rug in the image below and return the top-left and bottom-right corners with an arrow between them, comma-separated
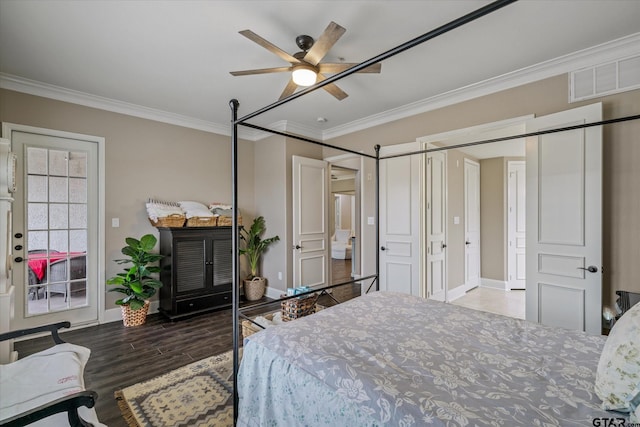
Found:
115,351 -> 235,427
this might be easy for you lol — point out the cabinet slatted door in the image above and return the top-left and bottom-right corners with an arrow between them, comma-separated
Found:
175,239 -> 206,293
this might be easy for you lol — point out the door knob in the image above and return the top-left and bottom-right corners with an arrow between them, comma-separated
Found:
441,243 -> 447,249
577,266 -> 598,273
294,244 -> 302,250
380,246 -> 386,251
14,233 -> 23,239
465,241 -> 471,245
14,257 -> 23,263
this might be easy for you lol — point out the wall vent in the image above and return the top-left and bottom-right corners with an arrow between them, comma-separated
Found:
569,54 -> 640,102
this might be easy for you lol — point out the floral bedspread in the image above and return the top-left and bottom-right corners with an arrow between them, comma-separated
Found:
237,291 -> 623,426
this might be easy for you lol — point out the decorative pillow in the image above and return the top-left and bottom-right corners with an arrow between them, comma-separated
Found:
595,302 -> 640,412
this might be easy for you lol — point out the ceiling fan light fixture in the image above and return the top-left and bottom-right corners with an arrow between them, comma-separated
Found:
292,64 -> 317,87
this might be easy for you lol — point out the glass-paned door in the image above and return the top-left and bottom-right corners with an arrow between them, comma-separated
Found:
7,125 -> 100,330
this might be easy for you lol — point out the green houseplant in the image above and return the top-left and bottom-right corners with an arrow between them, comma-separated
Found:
107,234 -> 163,326
240,216 -> 279,300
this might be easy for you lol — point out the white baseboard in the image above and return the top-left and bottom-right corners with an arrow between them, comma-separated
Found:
480,278 -> 509,291
103,300 -> 161,324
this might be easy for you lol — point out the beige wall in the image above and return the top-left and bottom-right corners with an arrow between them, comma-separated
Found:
480,157 -> 505,282
326,75 -> 640,306
0,89 -> 255,311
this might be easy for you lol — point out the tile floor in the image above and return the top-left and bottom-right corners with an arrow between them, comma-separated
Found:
450,286 -> 525,319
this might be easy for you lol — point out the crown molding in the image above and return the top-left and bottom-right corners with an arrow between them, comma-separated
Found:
0,73 -> 236,136
2,33 -> 638,142
322,32 -> 640,140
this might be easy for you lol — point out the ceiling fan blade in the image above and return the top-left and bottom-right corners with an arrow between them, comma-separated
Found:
230,66 -> 292,76
279,78 -> 298,100
239,29 -> 300,64
303,21 -> 346,66
318,62 -> 382,74
316,73 -> 348,100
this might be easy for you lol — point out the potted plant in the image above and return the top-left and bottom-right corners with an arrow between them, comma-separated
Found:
107,234 -> 163,326
240,216 -> 280,301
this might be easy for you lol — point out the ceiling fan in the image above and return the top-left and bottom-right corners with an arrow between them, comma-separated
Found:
230,21 -> 381,101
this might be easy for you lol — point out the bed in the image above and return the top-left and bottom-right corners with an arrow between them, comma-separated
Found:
228,0 -> 640,423
237,291 -> 636,426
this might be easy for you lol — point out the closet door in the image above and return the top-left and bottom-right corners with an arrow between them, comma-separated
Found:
379,142 -> 422,297
525,103 -> 602,334
292,156 -> 329,288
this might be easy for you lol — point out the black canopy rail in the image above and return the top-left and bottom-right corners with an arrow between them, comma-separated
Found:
238,275 -> 380,330
380,114 -> 640,161
235,0 -> 518,125
238,121 -> 377,159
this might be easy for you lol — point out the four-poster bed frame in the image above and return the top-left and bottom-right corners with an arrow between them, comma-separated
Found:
229,0 -> 640,424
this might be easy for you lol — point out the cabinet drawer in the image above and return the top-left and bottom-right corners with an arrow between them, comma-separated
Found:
176,292 -> 231,314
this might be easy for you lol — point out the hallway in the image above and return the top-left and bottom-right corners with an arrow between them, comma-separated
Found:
450,287 -> 525,319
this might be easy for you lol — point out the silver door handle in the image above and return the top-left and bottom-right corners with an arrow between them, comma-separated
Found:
577,266 -> 598,273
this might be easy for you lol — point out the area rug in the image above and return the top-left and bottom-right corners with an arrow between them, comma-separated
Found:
115,351 -> 235,427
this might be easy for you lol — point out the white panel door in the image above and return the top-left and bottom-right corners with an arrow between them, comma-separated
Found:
379,143 -> 421,296
525,103 -> 602,334
508,161 -> 526,290
292,156 -> 329,288
426,151 -> 447,301
464,159 -> 481,289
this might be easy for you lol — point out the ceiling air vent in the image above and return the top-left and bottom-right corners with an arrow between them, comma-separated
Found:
569,54 -> 640,102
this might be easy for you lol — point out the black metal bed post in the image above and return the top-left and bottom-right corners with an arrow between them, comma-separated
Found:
374,144 -> 381,292
229,98 -> 240,426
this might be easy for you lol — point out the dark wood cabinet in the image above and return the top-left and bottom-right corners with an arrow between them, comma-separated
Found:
158,227 -> 233,320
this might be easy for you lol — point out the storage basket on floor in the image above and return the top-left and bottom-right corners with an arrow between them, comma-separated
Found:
242,312 -> 276,338
148,214 -> 185,228
281,293 -> 319,321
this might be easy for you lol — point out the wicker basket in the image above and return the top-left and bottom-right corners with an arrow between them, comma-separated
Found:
242,312 -> 276,338
281,293 -> 319,321
186,216 -> 217,227
121,300 -> 150,327
148,214 -> 185,228
216,215 -> 242,226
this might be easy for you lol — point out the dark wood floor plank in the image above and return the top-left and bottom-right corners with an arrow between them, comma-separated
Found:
14,258 -> 356,426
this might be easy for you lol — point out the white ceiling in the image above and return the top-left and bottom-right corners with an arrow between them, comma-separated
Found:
1,0 -> 639,141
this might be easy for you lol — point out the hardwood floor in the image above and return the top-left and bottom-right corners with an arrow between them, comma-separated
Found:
14,257 -> 356,426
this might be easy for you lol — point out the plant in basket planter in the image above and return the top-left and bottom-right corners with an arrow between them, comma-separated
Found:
107,234 -> 163,326
240,216 -> 280,301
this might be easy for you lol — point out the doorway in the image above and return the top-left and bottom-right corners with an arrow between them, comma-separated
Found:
4,123 -> 103,330
330,165 -> 357,283
418,116 -> 531,318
